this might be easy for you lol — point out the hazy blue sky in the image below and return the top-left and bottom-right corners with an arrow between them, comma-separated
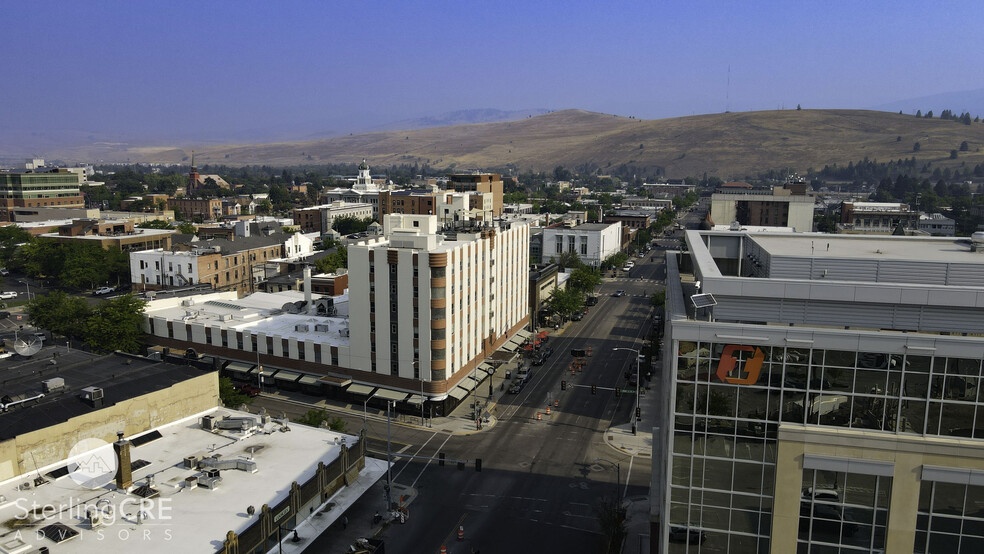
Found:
4,0 -> 983,146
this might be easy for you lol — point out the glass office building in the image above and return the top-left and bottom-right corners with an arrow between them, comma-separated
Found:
658,231 -> 984,553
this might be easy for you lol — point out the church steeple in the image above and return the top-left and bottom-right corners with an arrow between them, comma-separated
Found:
188,150 -> 200,192
354,158 -> 373,191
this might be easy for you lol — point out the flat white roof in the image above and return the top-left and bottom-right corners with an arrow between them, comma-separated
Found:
146,291 -> 351,346
0,407 -> 358,553
749,233 -> 984,264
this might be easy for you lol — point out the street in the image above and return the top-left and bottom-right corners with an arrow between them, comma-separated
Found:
260,249 -> 669,554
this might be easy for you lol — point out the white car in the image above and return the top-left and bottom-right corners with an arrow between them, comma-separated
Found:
93,286 -> 116,296
0,291 -> 17,300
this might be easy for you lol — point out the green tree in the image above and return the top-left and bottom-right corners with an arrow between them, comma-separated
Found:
960,141 -> 970,151
332,216 -> 373,235
650,289 -> 666,308
176,222 -> 197,234
545,286 -> 585,320
0,225 -> 30,266
296,409 -> 348,431
597,496 -> 627,553
913,142 -> 921,152
600,252 -> 628,270
314,245 -> 348,274
950,150 -> 959,159
219,377 -> 254,408
83,294 -> 148,353
60,243 -> 113,290
137,219 -> 174,229
568,267 -> 602,294
25,291 -> 92,337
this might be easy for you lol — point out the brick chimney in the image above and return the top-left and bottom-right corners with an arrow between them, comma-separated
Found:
114,432 -> 132,490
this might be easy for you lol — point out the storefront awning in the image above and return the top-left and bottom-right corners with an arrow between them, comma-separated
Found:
297,374 -> 320,386
457,377 -> 477,392
515,329 -> 532,341
346,384 -> 376,396
223,362 -> 254,375
405,395 -> 424,405
476,363 -> 494,376
447,387 -> 468,401
273,370 -> 301,382
374,389 -> 409,402
319,375 -> 353,387
502,340 -> 520,352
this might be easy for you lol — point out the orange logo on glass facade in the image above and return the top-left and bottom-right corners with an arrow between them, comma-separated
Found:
715,345 -> 765,385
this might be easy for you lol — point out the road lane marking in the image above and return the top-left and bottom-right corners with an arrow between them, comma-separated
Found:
407,432 -> 454,489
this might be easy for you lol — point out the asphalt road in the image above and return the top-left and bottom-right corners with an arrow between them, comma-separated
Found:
286,251 -> 666,554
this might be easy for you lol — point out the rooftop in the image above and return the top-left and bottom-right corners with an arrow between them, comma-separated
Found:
749,233 -> 983,264
0,406 -> 362,553
0,349 -> 204,441
145,291 -> 351,347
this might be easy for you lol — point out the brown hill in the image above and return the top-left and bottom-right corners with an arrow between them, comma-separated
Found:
65,109 -> 984,178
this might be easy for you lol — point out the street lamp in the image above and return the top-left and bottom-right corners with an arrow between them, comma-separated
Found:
613,347 -> 641,435
19,280 -> 31,300
594,457 -> 622,503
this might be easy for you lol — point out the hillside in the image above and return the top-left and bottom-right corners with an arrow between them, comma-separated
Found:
56,109 -> 984,179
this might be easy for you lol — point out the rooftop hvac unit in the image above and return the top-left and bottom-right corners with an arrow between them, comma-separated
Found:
295,324 -> 309,332
80,386 -> 104,408
42,378 -> 65,393
201,415 -> 215,430
181,299 -> 195,307
219,314 -> 233,321
314,324 -> 331,332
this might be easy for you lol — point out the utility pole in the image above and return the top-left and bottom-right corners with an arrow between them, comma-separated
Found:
386,400 -> 393,511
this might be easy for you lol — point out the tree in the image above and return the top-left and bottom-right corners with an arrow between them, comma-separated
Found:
314,245 -> 348,274
296,409 -> 348,431
916,110 -> 922,118
332,216 -> 373,236
960,141 -> 970,151
83,294 -> 148,353
176,222 -> 197,234
137,219 -> 173,229
219,377 -> 254,408
950,150 -> 959,159
568,267 -> 602,294
913,142 -> 921,152
650,289 -> 666,308
597,496 -> 627,553
0,225 -> 30,266
545,287 -> 584,321
796,104 -> 802,110
925,110 -> 934,118
25,291 -> 92,338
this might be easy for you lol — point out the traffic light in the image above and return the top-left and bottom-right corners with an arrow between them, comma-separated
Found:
571,349 -> 586,357
591,385 -> 597,395
475,458 -> 482,472
635,407 -> 641,420
561,380 -> 567,390
457,461 -> 465,471
439,452 -> 445,466
615,387 -> 621,397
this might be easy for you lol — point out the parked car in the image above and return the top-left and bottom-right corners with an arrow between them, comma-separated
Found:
508,382 -> 523,394
93,286 -> 116,296
531,354 -> 546,366
235,383 -> 261,397
33,332 -> 47,343
571,312 -> 583,321
612,290 -> 626,297
0,311 -> 9,319
0,291 -> 17,300
585,296 -> 598,306
542,346 -> 554,358
0,268 -> 8,276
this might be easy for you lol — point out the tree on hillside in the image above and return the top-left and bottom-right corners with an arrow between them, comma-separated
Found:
83,294 -> 148,353
960,141 -> 970,151
916,110 -> 922,118
913,142 -> 921,152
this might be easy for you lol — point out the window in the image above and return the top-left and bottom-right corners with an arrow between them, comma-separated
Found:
580,236 -> 588,255
555,237 -> 563,253
568,236 -> 576,253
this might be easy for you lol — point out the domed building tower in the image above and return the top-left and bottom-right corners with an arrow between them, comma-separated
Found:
354,159 -> 373,191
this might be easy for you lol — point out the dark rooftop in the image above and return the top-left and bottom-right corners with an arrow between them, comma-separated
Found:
0,347 -> 207,440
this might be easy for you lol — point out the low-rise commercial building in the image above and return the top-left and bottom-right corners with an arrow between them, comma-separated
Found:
540,221 -> 622,267
40,218 -> 175,251
839,201 -> 921,234
0,169 -> 86,222
710,183 -> 815,232
293,201 -> 374,234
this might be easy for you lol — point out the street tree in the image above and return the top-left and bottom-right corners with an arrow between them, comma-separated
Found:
25,291 -> 92,338
83,294 -> 148,353
568,266 -> 602,294
545,286 -> 585,321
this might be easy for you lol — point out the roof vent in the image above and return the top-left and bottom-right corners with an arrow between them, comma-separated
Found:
42,377 -> 65,393
295,324 -> 310,332
80,386 -> 104,408
972,232 -> 984,252
181,299 -> 195,307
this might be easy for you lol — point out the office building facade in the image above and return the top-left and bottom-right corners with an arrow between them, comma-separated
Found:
659,230 -> 984,553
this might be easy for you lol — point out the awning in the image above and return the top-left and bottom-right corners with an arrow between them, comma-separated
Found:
476,363 -> 494,376
457,378 -> 477,392
223,362 -> 254,376
273,370 -> 301,382
225,361 -> 255,371
447,387 -> 468,401
297,374 -> 320,386
374,389 -> 409,402
515,329 -> 532,341
319,375 -> 353,387
346,384 -> 376,396
502,340 -> 520,352
405,394 -> 424,405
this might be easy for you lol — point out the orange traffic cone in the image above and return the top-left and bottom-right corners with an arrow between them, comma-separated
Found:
441,545 -> 448,554
458,525 -> 464,541
546,405 -> 551,415
536,412 -> 542,420
554,399 -> 559,407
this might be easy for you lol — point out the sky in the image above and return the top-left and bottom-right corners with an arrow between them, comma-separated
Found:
3,0 -> 984,150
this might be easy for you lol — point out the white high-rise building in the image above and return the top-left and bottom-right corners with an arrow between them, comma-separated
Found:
347,214 -> 530,393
